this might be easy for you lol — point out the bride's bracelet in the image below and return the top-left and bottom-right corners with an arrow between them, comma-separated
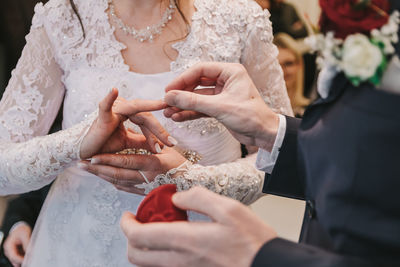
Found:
116,148 -> 202,164
116,148 -> 152,155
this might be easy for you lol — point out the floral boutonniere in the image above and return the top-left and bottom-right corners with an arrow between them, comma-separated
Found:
306,0 -> 399,88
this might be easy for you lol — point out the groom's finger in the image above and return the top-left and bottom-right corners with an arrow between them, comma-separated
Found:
169,110 -> 207,122
165,62 -> 227,93
121,216 -> 205,251
127,246 -> 184,267
172,187 -> 241,224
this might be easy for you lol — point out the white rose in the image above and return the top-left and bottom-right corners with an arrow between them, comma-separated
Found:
341,34 -> 383,81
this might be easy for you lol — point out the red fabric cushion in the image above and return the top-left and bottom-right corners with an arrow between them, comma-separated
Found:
136,184 -> 188,223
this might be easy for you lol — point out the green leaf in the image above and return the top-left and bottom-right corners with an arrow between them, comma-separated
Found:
368,53 -> 388,86
348,76 -> 362,87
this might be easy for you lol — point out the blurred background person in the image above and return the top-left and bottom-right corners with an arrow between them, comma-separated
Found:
255,0 -> 318,105
255,0 -> 309,39
255,0 -> 271,10
0,0 -> 46,92
274,33 -> 310,117
0,186 -> 50,267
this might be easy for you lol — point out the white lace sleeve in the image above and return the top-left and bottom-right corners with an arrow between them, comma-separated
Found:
241,8 -> 294,116
0,17 -> 95,195
138,153 -> 265,205
0,26 -> 65,142
0,113 -> 96,195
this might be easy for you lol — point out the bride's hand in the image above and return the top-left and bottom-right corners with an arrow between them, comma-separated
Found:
81,146 -> 186,194
79,88 -> 173,159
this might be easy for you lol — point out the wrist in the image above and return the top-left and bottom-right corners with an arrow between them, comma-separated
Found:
254,112 -> 280,152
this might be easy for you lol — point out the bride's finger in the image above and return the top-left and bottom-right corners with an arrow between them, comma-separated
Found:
98,88 -> 119,123
140,126 -> 163,154
80,161 -> 146,183
113,99 -> 167,117
90,154 -> 157,170
124,131 -> 158,152
132,113 -> 175,147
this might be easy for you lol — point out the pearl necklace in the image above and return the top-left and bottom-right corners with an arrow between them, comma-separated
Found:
109,0 -> 176,42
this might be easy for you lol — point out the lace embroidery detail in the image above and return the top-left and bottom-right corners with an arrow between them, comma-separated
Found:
137,156 -> 264,205
164,118 -> 226,136
0,27 -> 62,142
87,182 -> 122,250
0,111 -> 96,194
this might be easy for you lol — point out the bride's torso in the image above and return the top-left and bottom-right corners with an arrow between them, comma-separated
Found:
24,0 -> 264,265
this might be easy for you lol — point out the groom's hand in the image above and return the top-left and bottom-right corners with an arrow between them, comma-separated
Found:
120,187 -> 277,267
163,62 -> 280,152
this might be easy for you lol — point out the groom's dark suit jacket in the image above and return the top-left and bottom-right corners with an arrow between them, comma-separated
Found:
252,73 -> 400,266
252,3 -> 400,266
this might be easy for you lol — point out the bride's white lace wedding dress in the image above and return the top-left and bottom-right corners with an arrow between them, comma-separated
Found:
0,0 -> 292,265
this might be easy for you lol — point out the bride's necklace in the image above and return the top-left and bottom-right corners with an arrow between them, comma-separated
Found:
108,0 -> 176,42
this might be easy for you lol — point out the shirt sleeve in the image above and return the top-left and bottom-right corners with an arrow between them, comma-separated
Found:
256,114 -> 287,174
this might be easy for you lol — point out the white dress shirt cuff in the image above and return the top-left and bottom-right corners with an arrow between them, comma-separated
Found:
255,114 -> 286,174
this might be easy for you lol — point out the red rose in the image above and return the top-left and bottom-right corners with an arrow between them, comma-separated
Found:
319,0 -> 391,39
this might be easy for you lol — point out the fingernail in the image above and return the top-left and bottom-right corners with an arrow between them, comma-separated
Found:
91,158 -> 100,164
77,162 -> 88,171
155,143 -> 162,153
168,136 -> 178,146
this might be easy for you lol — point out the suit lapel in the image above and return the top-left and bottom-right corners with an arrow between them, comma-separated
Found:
304,73 -> 349,115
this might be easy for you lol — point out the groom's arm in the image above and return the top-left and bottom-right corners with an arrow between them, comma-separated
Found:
261,116 -> 305,200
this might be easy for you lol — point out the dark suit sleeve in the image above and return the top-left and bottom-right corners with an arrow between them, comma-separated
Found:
262,116 -> 305,200
252,238 -> 371,267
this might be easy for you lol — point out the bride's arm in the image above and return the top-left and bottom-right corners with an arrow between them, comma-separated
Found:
241,5 -> 293,117
0,114 -> 96,195
136,153 -> 265,205
0,13 -> 95,195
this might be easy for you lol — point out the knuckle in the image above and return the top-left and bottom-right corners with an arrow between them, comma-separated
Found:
120,155 -> 131,167
190,186 -> 206,198
113,168 -> 124,180
222,200 -> 241,218
87,165 -> 99,176
127,251 -> 138,265
188,93 -> 198,109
